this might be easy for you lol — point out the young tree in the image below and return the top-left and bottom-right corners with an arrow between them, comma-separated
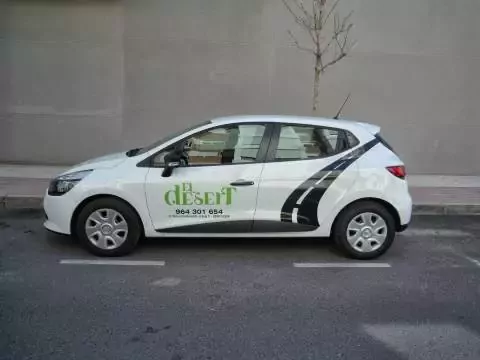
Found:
281,0 -> 356,113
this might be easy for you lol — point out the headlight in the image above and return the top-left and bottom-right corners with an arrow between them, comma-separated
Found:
48,170 -> 93,196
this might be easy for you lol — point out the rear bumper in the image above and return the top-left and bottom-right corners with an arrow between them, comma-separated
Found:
387,178 -> 412,231
397,192 -> 413,230
395,193 -> 412,231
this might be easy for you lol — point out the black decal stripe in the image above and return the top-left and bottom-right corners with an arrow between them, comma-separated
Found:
296,158 -> 356,226
252,220 -> 317,232
157,220 -> 252,233
280,138 -> 380,225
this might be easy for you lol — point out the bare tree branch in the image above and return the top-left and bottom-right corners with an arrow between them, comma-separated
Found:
318,52 -> 346,73
281,0 -> 317,44
338,11 -> 354,34
294,0 -> 314,24
287,30 -> 316,54
282,0 -> 356,114
313,0 -> 320,47
320,20 -> 353,73
322,0 -> 341,27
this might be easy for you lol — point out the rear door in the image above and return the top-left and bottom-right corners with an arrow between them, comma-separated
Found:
253,123 -> 360,232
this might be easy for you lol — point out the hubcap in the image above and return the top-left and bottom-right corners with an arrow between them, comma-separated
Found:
346,212 -> 388,253
85,209 -> 128,250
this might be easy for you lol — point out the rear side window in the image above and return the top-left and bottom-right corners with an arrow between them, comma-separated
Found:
273,124 -> 358,161
346,131 -> 359,147
375,133 -> 396,153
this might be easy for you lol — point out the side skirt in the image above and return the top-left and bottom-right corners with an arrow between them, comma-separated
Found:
156,220 -> 317,234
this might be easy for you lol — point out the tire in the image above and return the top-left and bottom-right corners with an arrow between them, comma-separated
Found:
74,198 -> 142,257
333,201 -> 395,260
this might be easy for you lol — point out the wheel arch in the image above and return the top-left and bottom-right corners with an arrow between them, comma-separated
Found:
332,198 -> 402,233
70,194 -> 145,237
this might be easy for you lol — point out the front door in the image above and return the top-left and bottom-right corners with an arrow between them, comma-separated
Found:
144,123 -> 270,233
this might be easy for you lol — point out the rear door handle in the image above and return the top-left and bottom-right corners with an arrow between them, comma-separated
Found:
230,180 -> 255,186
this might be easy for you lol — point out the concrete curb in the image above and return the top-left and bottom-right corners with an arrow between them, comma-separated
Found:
412,204 -> 480,215
1,195 -> 43,210
2,195 -> 480,215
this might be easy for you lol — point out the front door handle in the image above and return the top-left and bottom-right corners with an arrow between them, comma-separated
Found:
230,180 -> 255,186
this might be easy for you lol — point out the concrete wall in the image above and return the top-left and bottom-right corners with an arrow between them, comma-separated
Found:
1,0 -> 479,175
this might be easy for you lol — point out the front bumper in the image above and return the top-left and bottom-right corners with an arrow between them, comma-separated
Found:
43,190 -> 77,235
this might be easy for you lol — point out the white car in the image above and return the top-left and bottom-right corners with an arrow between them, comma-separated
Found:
44,115 -> 412,259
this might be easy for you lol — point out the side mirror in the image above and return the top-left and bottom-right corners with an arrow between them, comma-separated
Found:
167,161 -> 180,168
162,161 -> 180,178
161,142 -> 187,177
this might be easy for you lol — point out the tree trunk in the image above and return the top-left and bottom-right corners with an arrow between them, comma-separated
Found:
312,56 -> 321,113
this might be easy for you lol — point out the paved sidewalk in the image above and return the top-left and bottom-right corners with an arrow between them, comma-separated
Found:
1,164 -> 480,214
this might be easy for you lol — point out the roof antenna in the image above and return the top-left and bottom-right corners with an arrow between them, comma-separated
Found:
333,93 -> 351,120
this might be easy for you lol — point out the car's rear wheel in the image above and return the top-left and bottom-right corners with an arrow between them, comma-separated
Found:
333,201 -> 395,260
75,198 -> 142,256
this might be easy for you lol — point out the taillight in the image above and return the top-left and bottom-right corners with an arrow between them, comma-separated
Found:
386,165 -> 406,179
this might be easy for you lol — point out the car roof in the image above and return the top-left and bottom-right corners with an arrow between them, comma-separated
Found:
210,115 -> 380,135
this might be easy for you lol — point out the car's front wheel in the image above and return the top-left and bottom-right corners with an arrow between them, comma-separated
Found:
333,201 -> 395,260
74,198 -> 142,256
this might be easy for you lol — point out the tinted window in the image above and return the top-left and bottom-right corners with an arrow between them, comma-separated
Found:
274,125 -> 355,161
346,131 -> 359,147
153,124 -> 266,166
136,120 -> 211,156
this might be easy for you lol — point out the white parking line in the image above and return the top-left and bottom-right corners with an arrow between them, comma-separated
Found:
293,262 -> 391,268
463,256 -> 480,268
440,248 -> 480,268
363,323 -> 480,359
400,228 -> 471,237
60,259 -> 166,266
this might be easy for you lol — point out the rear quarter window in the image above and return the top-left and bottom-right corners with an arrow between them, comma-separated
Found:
273,124 -> 360,161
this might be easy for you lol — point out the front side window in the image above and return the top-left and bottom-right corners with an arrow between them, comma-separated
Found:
274,124 -> 355,161
153,124 -> 266,166
136,120 -> 211,156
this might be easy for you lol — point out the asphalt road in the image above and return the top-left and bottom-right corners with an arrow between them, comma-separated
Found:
2,210 -> 480,360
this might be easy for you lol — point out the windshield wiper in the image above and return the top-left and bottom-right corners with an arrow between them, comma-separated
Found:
126,148 -> 141,157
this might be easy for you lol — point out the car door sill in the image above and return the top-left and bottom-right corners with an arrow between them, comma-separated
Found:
155,220 -> 317,233
252,220 -> 318,232
156,220 -> 253,233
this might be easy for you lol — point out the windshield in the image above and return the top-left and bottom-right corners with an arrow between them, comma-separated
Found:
134,120 -> 211,156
